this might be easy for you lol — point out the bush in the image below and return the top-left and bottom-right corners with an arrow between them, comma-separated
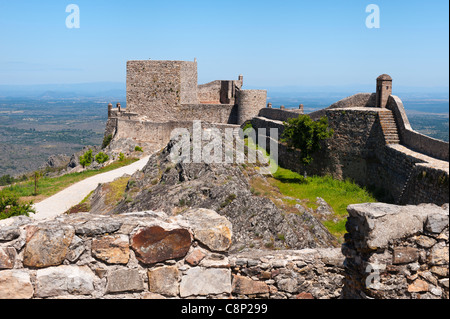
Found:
79,149 -> 93,168
118,152 -> 125,161
0,194 -> 35,220
102,134 -> 113,149
95,152 -> 109,164
0,174 -> 14,186
134,146 -> 143,152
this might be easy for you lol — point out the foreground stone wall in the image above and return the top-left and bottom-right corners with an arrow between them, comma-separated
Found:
0,210 -> 343,299
1,203 -> 447,299
342,203 -> 449,299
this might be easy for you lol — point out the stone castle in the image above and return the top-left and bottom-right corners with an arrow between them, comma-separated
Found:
105,59 -> 448,207
105,60 -> 268,153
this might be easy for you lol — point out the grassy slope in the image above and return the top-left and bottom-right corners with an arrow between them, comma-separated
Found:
271,167 -> 376,238
0,158 -> 138,204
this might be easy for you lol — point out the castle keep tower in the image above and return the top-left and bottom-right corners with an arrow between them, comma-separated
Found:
126,60 -> 199,121
375,74 -> 392,108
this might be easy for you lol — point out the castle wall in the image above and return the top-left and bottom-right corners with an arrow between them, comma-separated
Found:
197,80 -> 222,103
180,62 -> 199,105
178,104 -> 237,124
387,96 -> 449,161
258,108 -> 303,122
309,93 -> 376,120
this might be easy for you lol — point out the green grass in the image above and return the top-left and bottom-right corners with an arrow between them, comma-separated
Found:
0,157 -> 139,202
273,167 -> 376,216
271,167 -> 377,238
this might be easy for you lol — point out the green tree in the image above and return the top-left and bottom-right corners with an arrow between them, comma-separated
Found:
281,115 -> 334,166
79,149 -> 93,168
118,152 -> 125,161
95,152 -> 109,164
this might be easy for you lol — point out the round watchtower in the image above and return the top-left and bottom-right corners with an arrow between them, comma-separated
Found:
376,74 -> 393,108
236,90 -> 267,125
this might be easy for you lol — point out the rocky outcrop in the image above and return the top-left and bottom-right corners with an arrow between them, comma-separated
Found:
92,139 -> 337,252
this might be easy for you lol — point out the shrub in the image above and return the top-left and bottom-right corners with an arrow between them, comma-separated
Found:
0,194 -> 35,220
79,149 -> 93,168
118,152 -> 125,161
95,152 -> 109,164
134,146 -> 143,152
0,174 -> 14,186
102,134 -> 113,149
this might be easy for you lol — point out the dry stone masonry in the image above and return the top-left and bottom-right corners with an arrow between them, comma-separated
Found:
1,202 -> 447,299
342,203 -> 449,299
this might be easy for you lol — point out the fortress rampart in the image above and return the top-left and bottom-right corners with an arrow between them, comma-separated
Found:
251,75 -> 449,206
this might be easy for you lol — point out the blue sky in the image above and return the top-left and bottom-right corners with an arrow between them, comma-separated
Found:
0,0 -> 448,91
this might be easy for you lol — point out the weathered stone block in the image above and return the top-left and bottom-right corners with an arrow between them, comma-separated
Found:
181,208 -> 232,252
232,275 -> 269,295
35,265 -> 95,298
74,216 -> 123,236
23,224 -> 74,268
407,279 -> 429,293
0,247 -> 16,269
106,269 -> 144,293
392,247 -> 419,265
185,248 -> 206,266
428,244 -> 449,266
91,234 -> 130,264
179,267 -> 231,297
276,278 -> 298,293
0,270 -> 34,299
0,226 -> 20,241
130,226 -> 191,264
147,266 -> 180,297
425,214 -> 449,234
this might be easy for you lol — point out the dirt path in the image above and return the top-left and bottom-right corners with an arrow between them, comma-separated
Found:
31,156 -> 150,221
